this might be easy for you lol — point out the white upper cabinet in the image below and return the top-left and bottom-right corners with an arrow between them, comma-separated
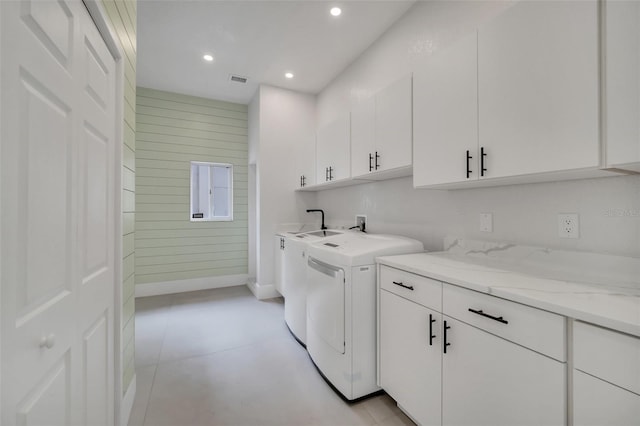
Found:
603,0 -> 640,172
351,75 -> 413,180
295,132 -> 316,188
374,74 -> 413,175
316,113 -> 351,183
414,33 -> 478,187
477,0 -> 600,179
350,96 -> 376,178
415,0 -> 603,188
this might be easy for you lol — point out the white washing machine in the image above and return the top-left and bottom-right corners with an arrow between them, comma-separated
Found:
306,233 -> 424,400
283,230 -> 343,346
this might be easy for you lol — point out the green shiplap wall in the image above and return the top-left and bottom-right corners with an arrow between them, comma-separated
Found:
135,88 -> 249,285
101,0 -> 136,395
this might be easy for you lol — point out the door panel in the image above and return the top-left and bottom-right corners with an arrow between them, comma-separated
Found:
16,354 -> 71,426
307,258 -> 345,354
2,1 -> 116,423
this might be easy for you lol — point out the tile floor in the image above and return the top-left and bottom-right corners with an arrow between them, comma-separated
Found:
128,285 -> 415,426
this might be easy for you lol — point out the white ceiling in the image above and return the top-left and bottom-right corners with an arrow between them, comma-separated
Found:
137,1 -> 416,105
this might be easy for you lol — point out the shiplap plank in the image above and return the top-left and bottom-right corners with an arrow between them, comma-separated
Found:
115,1 -> 136,54
123,232 -> 135,258
123,252 -> 135,282
123,189 -> 135,212
137,105 -> 247,128
122,309 -> 135,348
136,176 -> 190,188
135,168 -> 189,179
138,87 -> 247,114
135,185 -> 188,196
136,203 -> 247,214
124,144 -> 135,171
136,130 -> 247,145
137,250 -> 247,266
137,258 -> 247,275
123,358 -> 135,395
136,158 -> 247,170
125,97 -> 136,131
137,242 -> 246,257
136,148 -> 246,162
123,212 -> 135,234
137,114 -> 247,137
136,140 -> 247,156
135,220 -> 247,231
123,167 -> 135,192
123,274 -> 135,306
136,266 -> 248,284
135,235 -> 248,248
136,211 -> 248,222
136,227 -> 247,239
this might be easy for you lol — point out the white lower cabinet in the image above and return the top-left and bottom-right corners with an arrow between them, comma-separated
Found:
442,316 -> 565,426
380,290 -> 441,426
378,266 -> 567,426
573,321 -> 640,426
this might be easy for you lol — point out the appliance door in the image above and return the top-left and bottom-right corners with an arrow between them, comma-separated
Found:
307,256 -> 345,354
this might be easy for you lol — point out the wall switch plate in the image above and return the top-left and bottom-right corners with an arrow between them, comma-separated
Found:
480,213 -> 493,232
356,215 -> 367,232
558,213 -> 579,238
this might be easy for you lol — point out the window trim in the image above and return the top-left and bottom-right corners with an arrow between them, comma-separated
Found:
190,161 -> 234,222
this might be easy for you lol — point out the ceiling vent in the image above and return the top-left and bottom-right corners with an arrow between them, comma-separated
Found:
229,74 -> 248,84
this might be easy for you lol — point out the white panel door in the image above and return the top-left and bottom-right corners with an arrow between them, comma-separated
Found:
478,0 -> 599,178
375,74 -> 412,172
379,290 -> 441,426
1,1 -> 116,424
413,33 -> 478,187
350,96 -> 375,178
604,0 -> 640,171
573,370 -> 640,426
442,317 -> 565,426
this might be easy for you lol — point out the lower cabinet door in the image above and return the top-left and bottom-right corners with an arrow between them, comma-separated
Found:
574,370 -> 640,426
379,290 -> 441,426
442,317 -> 566,426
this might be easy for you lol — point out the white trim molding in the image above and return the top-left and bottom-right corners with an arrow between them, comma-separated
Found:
135,274 -> 249,298
247,278 -> 282,300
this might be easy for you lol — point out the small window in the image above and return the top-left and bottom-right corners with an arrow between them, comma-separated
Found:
190,161 -> 233,221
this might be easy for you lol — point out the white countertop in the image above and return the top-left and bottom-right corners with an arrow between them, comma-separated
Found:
376,238 -> 640,338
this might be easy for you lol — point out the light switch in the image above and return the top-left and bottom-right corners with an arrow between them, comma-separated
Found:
480,213 -> 493,232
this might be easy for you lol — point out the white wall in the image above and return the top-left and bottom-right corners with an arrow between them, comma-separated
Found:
315,0 -> 640,258
249,85 -> 318,296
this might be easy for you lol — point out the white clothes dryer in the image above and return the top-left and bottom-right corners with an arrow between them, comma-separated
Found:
283,230 -> 342,346
306,233 -> 423,400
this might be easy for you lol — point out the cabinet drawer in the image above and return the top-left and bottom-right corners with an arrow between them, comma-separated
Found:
574,321 -> 640,395
443,284 -> 566,361
379,266 -> 442,312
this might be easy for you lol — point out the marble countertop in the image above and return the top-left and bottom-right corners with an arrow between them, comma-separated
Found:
376,238 -> 640,338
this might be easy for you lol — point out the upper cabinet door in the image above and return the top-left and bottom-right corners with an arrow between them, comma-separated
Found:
316,113 -> 351,183
375,74 -> 413,172
414,33 -> 478,187
295,132 -> 316,188
351,96 -> 376,178
604,0 -> 640,172
478,0 -> 600,179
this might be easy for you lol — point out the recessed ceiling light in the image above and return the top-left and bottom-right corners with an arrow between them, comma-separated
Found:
330,7 -> 342,17
285,72 -> 294,79
203,54 -> 214,62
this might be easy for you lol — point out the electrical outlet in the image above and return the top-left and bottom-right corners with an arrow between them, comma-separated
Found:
356,215 -> 367,232
558,213 -> 579,238
480,213 -> 493,232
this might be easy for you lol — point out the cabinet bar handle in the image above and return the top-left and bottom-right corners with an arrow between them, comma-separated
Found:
480,147 -> 487,177
392,281 -> 414,291
468,308 -> 508,324
329,166 -> 334,181
466,150 -> 473,179
443,320 -> 451,354
300,175 -> 303,187
302,175 -> 306,187
375,151 -> 380,170
325,167 -> 329,182
429,314 -> 436,346
369,153 -> 373,172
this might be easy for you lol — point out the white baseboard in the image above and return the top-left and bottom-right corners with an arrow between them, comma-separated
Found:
120,375 -> 136,426
135,274 -> 249,298
246,278 -> 281,300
